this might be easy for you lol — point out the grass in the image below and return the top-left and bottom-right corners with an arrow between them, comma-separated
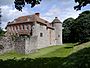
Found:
0,42 -> 90,60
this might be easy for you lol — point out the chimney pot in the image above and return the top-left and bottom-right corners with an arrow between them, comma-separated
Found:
55,17 -> 58,18
35,13 -> 40,17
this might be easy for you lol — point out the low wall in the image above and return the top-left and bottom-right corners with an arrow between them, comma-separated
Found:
0,36 -> 14,54
14,37 -> 25,54
25,36 -> 38,54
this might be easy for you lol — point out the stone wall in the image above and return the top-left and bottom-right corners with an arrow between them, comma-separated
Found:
14,36 -> 38,54
33,22 -> 51,49
0,21 -> 63,54
0,36 -> 14,54
25,36 -> 38,54
53,23 -> 63,45
14,37 -> 25,54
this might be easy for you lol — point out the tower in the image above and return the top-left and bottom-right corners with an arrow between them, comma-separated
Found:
52,17 -> 63,45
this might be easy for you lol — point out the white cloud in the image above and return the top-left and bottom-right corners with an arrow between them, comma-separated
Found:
0,5 -> 32,28
41,5 -> 82,22
45,5 -> 61,16
0,0 -> 83,29
61,8 -> 82,21
41,5 -> 61,22
0,0 -> 14,6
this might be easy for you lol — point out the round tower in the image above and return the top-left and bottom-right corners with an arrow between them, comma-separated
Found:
52,17 -> 62,45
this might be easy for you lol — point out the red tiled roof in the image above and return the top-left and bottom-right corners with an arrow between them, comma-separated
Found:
7,13 -> 54,29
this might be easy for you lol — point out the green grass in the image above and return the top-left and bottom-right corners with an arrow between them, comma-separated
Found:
0,42 -> 90,60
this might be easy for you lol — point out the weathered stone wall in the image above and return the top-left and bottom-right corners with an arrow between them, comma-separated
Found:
33,22 -> 50,49
14,36 -> 38,54
50,29 -> 56,46
14,37 -> 25,54
53,23 -> 63,45
0,21 -> 63,54
25,36 -> 38,54
0,36 -> 14,54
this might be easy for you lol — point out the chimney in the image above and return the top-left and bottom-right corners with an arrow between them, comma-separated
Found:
35,13 -> 40,17
55,17 -> 58,18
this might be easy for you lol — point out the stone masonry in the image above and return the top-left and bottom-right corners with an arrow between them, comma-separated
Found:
0,13 -> 63,54
0,36 -> 14,54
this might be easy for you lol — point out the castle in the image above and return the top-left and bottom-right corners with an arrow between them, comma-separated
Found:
0,13 -> 63,54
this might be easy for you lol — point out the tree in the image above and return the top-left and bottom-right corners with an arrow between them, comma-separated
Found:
63,18 -> 75,43
14,0 -> 90,11
74,0 -> 90,11
0,28 -> 5,37
14,0 -> 41,11
63,11 -> 90,43
72,11 -> 90,42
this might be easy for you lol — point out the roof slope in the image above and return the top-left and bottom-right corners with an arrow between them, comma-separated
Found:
52,17 -> 62,23
7,13 -> 54,29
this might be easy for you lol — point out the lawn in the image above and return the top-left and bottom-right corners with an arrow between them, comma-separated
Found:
0,42 -> 90,68
0,42 -> 90,60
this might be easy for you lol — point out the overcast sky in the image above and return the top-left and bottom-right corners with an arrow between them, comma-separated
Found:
0,0 -> 90,28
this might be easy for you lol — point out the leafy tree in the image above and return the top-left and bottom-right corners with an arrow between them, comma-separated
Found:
14,0 -> 41,11
0,28 -> 5,37
72,11 -> 90,42
14,0 -> 90,11
63,10 -> 90,43
63,18 -> 75,43
74,0 -> 90,10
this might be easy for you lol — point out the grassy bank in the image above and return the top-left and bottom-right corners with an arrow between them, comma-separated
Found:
0,42 -> 90,60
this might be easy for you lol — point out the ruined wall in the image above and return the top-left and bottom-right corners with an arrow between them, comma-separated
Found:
14,36 -> 38,54
25,36 -> 38,54
0,36 -> 14,54
14,37 -> 25,54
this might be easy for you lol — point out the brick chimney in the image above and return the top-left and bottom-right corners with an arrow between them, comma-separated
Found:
35,13 -> 40,17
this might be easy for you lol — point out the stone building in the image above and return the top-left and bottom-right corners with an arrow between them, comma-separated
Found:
5,13 -> 63,54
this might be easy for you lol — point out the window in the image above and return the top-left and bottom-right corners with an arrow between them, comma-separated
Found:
26,25 -> 29,30
22,25 -> 24,30
19,25 -> 21,30
17,25 -> 19,31
16,26 -> 18,30
40,33 -> 43,37
30,28 -> 33,36
58,35 -> 60,37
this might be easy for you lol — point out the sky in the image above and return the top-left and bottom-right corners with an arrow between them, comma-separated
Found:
0,0 -> 90,29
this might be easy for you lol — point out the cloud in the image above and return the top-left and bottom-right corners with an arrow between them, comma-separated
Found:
0,0 -> 14,6
41,5 -> 61,22
41,4 -> 82,22
61,8 -> 81,20
45,5 -> 61,16
0,5 -> 32,28
0,0 -> 84,29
